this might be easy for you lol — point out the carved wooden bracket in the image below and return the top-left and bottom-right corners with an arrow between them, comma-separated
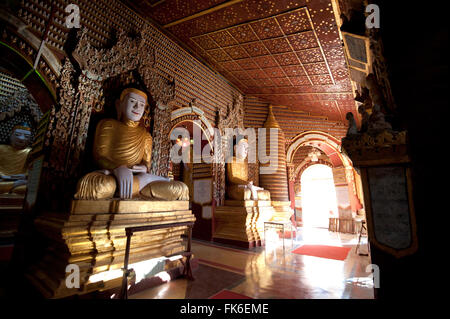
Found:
217,93 -> 244,135
341,130 -> 407,166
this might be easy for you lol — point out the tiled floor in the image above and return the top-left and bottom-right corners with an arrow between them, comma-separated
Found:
130,227 -> 374,299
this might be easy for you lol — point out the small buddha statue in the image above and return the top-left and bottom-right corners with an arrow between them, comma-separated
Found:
0,123 -> 32,195
358,105 -> 370,133
366,74 -> 385,109
226,138 -> 270,201
367,104 -> 392,135
75,88 -> 188,200
345,112 -> 358,138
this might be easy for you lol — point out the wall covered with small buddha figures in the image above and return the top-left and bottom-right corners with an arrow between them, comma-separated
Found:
243,95 -> 348,185
16,0 -> 241,123
1,0 -> 244,205
2,0 -> 350,207
0,72 -> 42,144
244,95 -> 347,143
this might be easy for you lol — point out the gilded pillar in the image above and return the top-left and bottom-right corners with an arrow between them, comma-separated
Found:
259,105 -> 289,201
259,105 -> 293,222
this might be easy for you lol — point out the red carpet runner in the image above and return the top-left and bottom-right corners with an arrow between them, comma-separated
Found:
292,245 -> 351,261
209,290 -> 253,299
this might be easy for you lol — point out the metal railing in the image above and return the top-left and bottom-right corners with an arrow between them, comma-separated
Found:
119,221 -> 195,299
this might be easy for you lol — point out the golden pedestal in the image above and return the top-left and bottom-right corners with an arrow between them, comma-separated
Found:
27,199 -> 195,299
271,201 -> 294,223
0,193 -> 24,238
213,200 -> 275,248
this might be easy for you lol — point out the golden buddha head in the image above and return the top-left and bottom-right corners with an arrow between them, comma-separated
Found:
10,123 -> 32,150
118,88 -> 148,122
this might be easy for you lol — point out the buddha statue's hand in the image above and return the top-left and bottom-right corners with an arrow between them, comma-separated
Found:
1,174 -> 25,180
131,164 -> 148,174
113,165 -> 133,199
247,181 -> 265,200
245,182 -> 257,200
12,179 -> 27,188
96,169 -> 112,175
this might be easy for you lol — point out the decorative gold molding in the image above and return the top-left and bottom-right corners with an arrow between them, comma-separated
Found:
217,93 -> 244,134
163,0 -> 245,28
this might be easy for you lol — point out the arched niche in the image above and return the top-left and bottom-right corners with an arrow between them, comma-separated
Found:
168,115 -> 215,241
0,10 -> 61,107
286,131 -> 352,169
168,118 -> 214,177
170,107 -> 215,148
48,27 -> 177,184
287,131 -> 362,218
0,11 -> 59,214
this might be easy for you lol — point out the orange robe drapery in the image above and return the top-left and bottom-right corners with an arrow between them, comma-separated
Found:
93,119 -> 152,170
0,145 -> 30,194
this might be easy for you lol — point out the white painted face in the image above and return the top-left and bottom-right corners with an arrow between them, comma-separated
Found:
10,128 -> 32,150
121,92 -> 146,122
236,140 -> 249,160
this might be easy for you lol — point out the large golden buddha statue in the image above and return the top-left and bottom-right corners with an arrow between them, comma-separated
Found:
75,88 -> 188,200
0,123 -> 32,195
226,138 -> 270,201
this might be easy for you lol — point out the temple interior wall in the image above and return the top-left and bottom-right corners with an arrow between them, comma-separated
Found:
0,72 -> 41,143
17,0 -> 241,125
1,0 -> 359,248
243,95 -> 348,142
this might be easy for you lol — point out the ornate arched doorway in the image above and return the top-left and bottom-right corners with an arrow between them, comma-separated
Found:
287,131 -> 363,221
169,113 -> 215,241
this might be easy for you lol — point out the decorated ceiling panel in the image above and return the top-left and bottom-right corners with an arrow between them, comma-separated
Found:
121,0 -> 356,122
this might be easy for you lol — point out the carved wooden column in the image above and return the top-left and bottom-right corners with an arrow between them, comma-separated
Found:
150,99 -> 175,177
286,163 -> 296,210
341,130 -> 418,258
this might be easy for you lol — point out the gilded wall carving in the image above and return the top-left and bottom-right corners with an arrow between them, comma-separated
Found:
217,94 -> 244,135
48,59 -> 77,176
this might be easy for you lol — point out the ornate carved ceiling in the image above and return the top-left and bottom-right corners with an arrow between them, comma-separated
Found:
121,0 -> 356,122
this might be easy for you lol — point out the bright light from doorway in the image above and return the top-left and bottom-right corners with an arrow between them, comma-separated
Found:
301,164 -> 338,228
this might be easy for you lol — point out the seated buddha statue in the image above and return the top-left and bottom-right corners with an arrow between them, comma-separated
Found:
226,138 -> 270,201
0,123 -> 32,195
367,103 -> 392,135
74,88 -> 188,201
